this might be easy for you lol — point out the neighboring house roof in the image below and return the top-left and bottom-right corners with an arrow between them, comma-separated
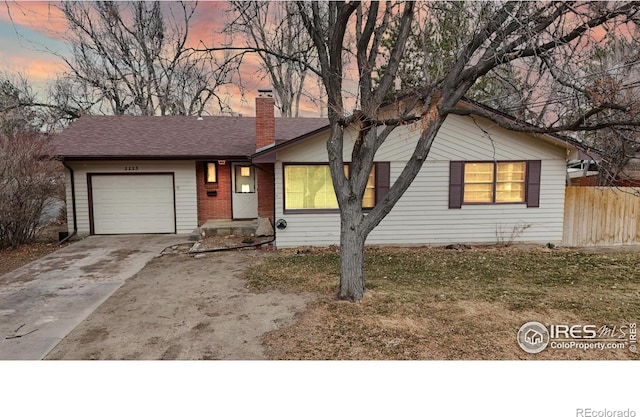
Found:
52,115 -> 328,160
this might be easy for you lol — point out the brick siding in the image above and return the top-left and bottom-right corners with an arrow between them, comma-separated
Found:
196,93 -> 277,224
256,163 -> 275,221
196,162 -> 232,224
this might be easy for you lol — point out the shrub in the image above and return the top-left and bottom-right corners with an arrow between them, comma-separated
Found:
0,133 -> 63,248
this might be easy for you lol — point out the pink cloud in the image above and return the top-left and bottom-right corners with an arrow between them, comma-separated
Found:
1,1 -> 229,46
0,1 -> 67,40
0,52 -> 63,78
188,1 -> 228,47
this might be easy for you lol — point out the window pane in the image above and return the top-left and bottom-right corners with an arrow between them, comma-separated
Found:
285,164 -> 378,210
464,183 -> 493,203
464,163 -> 494,183
496,162 -> 525,202
284,166 -> 306,208
284,165 -> 338,209
464,162 -> 493,203
206,163 -> 217,183
496,182 -> 525,202
363,165 -> 376,208
497,162 -> 525,182
235,165 -> 255,193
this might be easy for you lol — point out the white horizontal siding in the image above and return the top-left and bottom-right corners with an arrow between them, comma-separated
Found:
426,114 -> 564,161
274,113 -> 568,248
277,114 -> 567,163
64,167 -> 74,232
368,159 -> 565,245
65,160 -> 197,234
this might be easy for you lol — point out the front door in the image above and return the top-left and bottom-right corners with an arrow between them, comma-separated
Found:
231,163 -> 258,219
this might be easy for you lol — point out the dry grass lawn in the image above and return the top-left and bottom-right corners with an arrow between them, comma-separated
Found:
245,245 -> 640,360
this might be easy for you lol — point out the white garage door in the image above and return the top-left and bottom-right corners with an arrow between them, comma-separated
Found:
90,174 -> 175,234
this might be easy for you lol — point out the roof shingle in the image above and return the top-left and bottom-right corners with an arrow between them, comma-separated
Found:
52,115 -> 328,159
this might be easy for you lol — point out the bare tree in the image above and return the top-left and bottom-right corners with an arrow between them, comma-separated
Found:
576,35 -> 640,184
0,73 -> 40,138
0,73 -> 66,248
382,3 -> 640,184
0,72 -> 80,135
57,1 -> 235,116
225,1 -> 319,117
291,1 -> 640,301
0,132 -> 63,248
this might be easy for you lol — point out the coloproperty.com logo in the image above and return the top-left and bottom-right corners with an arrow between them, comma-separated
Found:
517,321 -> 637,354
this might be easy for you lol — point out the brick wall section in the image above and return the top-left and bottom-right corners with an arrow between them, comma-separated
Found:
255,93 -> 275,150
570,176 -> 598,186
256,163 -> 275,221
571,175 -> 640,187
196,162 -> 232,224
615,178 -> 640,187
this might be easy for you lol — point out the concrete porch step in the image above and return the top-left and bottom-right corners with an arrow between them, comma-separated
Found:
199,219 -> 258,237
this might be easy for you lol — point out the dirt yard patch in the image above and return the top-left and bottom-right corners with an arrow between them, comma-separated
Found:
0,223 -> 68,276
244,245 -> 640,360
41,243 -> 640,360
0,243 -> 60,276
45,249 -> 312,360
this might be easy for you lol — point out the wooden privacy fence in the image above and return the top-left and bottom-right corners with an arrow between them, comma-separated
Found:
563,186 -> 640,246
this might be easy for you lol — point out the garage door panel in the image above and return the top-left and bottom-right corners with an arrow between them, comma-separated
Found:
91,174 -> 175,234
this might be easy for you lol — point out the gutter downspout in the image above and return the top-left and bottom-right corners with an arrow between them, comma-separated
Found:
59,161 -> 78,245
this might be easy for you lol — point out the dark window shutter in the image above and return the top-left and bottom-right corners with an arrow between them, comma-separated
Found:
375,162 -> 390,205
449,161 -> 464,209
526,160 -> 541,208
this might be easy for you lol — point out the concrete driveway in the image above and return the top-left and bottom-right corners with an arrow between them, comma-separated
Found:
0,235 -> 188,360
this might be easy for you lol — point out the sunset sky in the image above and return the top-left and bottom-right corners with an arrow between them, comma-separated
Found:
0,1 -> 323,117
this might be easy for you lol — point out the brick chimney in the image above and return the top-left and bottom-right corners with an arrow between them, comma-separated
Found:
255,89 -> 275,151
254,89 -> 276,225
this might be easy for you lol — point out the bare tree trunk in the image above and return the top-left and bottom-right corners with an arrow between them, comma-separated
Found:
338,204 -> 366,301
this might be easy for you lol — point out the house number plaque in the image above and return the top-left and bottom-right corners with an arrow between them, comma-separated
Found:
124,166 -> 139,171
